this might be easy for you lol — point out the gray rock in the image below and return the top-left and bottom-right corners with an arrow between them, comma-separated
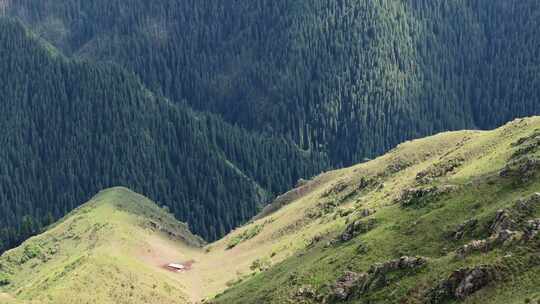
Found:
450,218 -> 478,240
490,209 -> 517,234
426,266 -> 495,303
454,267 -> 493,300
499,156 -> 540,182
331,271 -> 367,301
339,219 -> 377,242
525,219 -> 540,240
368,256 -> 427,275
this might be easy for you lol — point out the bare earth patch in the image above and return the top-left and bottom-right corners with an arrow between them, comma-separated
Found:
136,233 -> 207,302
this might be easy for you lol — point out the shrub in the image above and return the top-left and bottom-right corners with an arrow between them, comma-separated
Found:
0,273 -> 10,286
226,225 -> 264,249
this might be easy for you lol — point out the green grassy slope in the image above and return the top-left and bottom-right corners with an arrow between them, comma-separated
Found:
1,118 -> 540,304
0,187 -> 205,304
210,117 -> 540,304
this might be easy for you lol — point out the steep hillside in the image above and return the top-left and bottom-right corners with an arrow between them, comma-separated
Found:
0,17 -> 327,253
1,118 -> 540,303
4,0 -> 540,164
208,117 -> 540,303
0,187 -> 204,304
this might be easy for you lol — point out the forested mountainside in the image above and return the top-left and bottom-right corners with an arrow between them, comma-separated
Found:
5,0 -> 540,164
0,18 -> 326,254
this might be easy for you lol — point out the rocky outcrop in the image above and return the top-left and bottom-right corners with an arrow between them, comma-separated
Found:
448,218 -> 477,240
357,208 -> 375,218
331,271 -> 367,301
490,209 -> 518,233
385,158 -> 413,174
368,256 -> 427,276
456,230 -> 522,259
321,182 -> 348,198
398,185 -> 457,208
455,239 -> 490,258
525,219 -> 540,240
499,156 -> 540,182
426,266 -> 496,303
490,193 -> 539,235
291,285 -> 321,303
455,193 -> 539,258
416,157 -> 464,184
305,200 -> 339,219
339,219 -> 377,242
511,129 -> 540,158
328,257 -> 427,302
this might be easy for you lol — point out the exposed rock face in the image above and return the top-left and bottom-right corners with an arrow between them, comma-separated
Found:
416,157 -> 464,183
328,257 -> 427,302
398,187 -> 437,207
455,193 -> 539,258
368,256 -> 427,276
426,266 -> 495,303
456,230 -> 521,259
449,218 -> 477,240
306,200 -> 338,219
490,209 -> 518,233
456,239 -> 489,258
500,156 -> 540,182
454,267 -> 493,299
331,271 -> 366,301
511,129 -> 540,158
502,131 -> 540,183
516,192 -> 540,213
398,185 -> 457,208
321,182 -> 348,198
291,285 -> 319,302
340,219 -> 377,242
352,176 -> 381,194
357,208 -> 375,218
385,158 -> 413,174
525,219 -> 540,240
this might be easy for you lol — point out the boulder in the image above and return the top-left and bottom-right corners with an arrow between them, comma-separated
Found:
456,229 -> 522,259
331,271 -> 367,301
525,219 -> 540,240
449,218 -> 478,240
398,187 -> 438,207
454,267 -> 493,300
339,219 -> 377,242
455,239 -> 490,258
292,285 -> 318,301
357,208 -> 375,218
426,266 -> 495,303
368,256 -> 427,275
490,209 -> 518,234
398,185 -> 457,208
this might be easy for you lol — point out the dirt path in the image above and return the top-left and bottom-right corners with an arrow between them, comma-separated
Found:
0,292 -> 18,303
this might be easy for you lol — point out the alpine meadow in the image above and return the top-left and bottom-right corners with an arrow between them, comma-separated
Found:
0,1 -> 539,304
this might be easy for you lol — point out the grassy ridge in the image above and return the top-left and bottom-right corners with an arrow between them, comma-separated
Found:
211,117 -> 540,303
0,187 -> 203,304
